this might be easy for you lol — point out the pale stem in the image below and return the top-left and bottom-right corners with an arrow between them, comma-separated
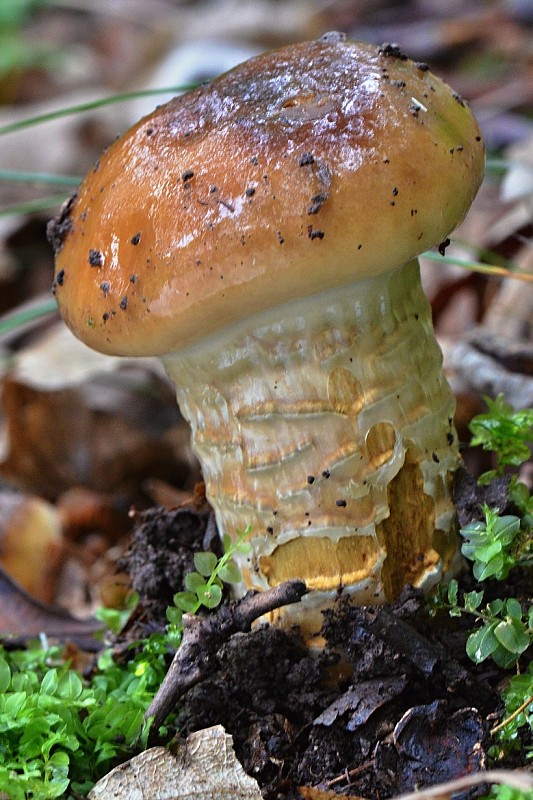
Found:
163,260 -> 460,634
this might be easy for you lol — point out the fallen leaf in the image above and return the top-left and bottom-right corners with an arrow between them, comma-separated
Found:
0,490 -> 64,601
374,701 -> 486,796
313,676 -> 407,731
88,725 -> 262,800
0,564 -> 102,648
0,323 -> 198,501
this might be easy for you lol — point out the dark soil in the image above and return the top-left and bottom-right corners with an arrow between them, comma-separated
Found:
117,477 -> 527,799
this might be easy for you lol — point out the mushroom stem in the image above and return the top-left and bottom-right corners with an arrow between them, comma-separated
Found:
163,259 -> 460,634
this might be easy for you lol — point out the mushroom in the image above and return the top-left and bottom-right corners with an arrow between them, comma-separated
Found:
49,35 -> 485,634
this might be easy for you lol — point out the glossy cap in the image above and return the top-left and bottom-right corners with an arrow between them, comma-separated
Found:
50,34 -> 484,356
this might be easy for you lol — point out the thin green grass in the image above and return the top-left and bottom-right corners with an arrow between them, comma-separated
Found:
0,170 -> 80,186
0,85 -> 195,136
0,193 -> 69,217
423,251 -> 533,283
0,299 -> 58,338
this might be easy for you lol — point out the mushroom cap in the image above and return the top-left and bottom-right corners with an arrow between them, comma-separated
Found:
50,35 -> 484,357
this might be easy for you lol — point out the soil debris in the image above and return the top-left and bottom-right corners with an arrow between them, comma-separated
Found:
117,508 -> 505,799
120,505 -> 214,616
453,467 -> 513,527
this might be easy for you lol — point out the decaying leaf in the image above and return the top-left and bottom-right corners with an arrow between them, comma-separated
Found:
88,725 -> 262,800
374,701 -> 486,796
313,676 -> 408,731
0,564 -> 102,647
0,323 -> 198,501
0,490 -> 63,601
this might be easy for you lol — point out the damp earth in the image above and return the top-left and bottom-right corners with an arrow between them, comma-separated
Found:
115,468 -> 530,800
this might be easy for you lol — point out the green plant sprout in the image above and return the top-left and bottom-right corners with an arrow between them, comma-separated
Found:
0,530 -> 250,799
460,507 -> 524,582
94,591 -> 140,636
469,394 -> 533,485
491,664 -> 533,749
468,394 -> 533,529
434,579 -> 532,670
165,526 -> 251,645
0,638 -> 164,799
485,786 -> 533,800
431,395 -> 533,768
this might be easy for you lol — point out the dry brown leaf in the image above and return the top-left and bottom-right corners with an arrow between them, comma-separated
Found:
0,323 -> 198,501
88,725 -> 262,800
0,491 -> 64,601
0,564 -> 102,647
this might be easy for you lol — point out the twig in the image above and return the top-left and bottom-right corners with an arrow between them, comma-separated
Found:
144,579 -> 307,730
491,694 -> 533,736
325,759 -> 375,788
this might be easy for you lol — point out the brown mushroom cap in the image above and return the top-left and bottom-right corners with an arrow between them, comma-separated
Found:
50,35 -> 484,357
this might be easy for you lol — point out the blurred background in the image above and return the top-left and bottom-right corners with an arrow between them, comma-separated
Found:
0,0 -> 531,628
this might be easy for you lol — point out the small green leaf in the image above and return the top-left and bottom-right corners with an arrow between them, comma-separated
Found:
166,628 -> 182,649
446,579 -> 458,606
57,670 -> 83,700
460,520 -> 486,533
486,598 -> 505,615
475,540 -> 503,562
494,618 -> 530,655
193,551 -> 218,577
218,561 -> 242,584
4,690 -> 27,716
11,670 -> 36,692
173,591 -> 199,613
474,555 -> 504,581
196,583 -> 222,609
466,623 -> 500,663
493,515 -> 521,544
166,606 -> 183,626
46,748 -> 70,777
0,655 -> 11,692
185,571 -> 205,592
40,669 -> 59,696
504,598 -> 524,619
491,643 -> 519,670
463,590 -> 484,611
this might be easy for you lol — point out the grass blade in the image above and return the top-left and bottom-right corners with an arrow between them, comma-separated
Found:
0,86 -> 196,136
423,251 -> 533,283
0,170 -> 80,186
0,194 -> 69,217
0,298 -> 58,339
